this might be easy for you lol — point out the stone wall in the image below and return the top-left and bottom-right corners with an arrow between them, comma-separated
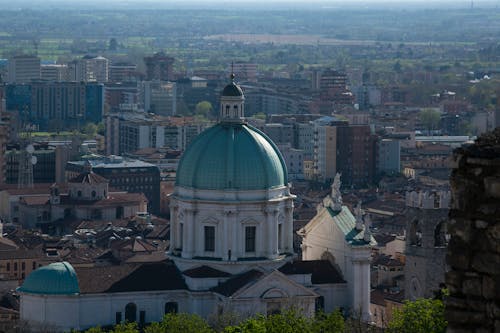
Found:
446,128 -> 500,333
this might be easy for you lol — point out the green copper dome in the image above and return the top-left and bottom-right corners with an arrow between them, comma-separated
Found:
222,82 -> 243,97
18,262 -> 79,295
176,122 -> 288,190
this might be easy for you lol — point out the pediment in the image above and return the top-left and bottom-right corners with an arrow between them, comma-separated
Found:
232,270 -> 318,299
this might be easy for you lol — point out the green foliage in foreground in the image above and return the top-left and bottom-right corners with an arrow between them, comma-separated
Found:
387,298 -> 447,333
82,298 -> 446,333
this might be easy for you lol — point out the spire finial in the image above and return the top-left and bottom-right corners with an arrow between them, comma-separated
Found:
230,61 -> 235,81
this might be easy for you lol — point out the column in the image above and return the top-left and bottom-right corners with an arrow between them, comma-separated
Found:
266,207 -> 278,259
352,256 -> 372,322
222,209 -> 233,260
170,204 -> 178,252
361,259 -> 372,322
181,208 -> 195,259
285,202 -> 294,253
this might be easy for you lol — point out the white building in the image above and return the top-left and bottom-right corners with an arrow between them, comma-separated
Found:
69,56 -> 109,83
18,76 -> 374,331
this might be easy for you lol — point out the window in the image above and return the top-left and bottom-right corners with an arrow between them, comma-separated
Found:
77,190 -> 82,197
139,311 -> 145,325
165,302 -> 178,314
279,224 -> 284,251
21,262 -> 25,271
115,312 -> 122,324
125,303 -> 137,322
6,263 -> 10,271
204,226 -> 215,252
91,190 -> 96,198
179,223 -> 183,250
32,262 -> 36,270
14,263 -> 17,271
245,226 -> 256,253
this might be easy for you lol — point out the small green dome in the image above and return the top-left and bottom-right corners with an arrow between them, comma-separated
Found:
176,123 -> 288,190
18,262 -> 79,295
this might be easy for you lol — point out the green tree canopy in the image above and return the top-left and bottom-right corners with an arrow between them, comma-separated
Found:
419,108 -> 441,133
145,313 -> 213,333
195,101 -> 213,118
388,298 -> 447,333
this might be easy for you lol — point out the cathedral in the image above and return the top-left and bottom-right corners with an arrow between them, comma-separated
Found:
18,75 -> 374,331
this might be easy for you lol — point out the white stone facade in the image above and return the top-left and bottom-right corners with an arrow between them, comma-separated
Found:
169,185 -> 295,273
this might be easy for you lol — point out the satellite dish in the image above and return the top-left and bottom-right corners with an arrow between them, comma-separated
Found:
31,156 -> 37,165
26,144 -> 35,154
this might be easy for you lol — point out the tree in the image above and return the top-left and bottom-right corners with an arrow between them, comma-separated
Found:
388,298 -> 447,333
145,313 -> 213,333
111,323 -> 139,333
82,122 -> 98,137
419,108 -> 441,134
195,101 -> 213,118
311,311 -> 344,333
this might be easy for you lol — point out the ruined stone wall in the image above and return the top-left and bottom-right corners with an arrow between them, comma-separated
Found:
446,128 -> 500,333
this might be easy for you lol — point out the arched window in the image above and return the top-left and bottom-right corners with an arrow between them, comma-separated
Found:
409,220 -> 422,247
125,303 -> 137,322
116,206 -> 124,219
165,302 -> 178,314
434,221 -> 448,247
91,190 -> 96,198
77,190 -> 82,197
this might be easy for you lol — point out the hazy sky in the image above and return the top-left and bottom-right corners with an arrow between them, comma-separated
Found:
0,0 -> 497,10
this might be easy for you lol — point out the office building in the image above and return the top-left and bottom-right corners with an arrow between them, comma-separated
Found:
7,55 -> 40,83
144,53 -> 174,81
5,82 -> 104,130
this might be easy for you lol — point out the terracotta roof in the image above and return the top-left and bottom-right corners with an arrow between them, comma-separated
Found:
0,248 -> 43,260
111,238 -> 158,253
373,255 -> 404,267
19,195 -> 50,206
373,234 -> 397,246
279,260 -> 346,284
124,251 -> 168,263
370,289 -> 386,306
211,269 -> 263,296
183,265 -> 231,278
0,238 -> 19,251
68,172 -> 108,184
75,261 -> 187,294
0,183 -> 68,196
59,192 -> 146,207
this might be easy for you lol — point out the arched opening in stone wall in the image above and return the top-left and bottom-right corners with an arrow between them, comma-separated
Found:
164,302 -> 178,314
125,302 -> 137,322
434,221 -> 449,247
409,220 -> 422,246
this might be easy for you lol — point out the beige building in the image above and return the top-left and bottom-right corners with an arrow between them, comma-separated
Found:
7,55 -> 40,83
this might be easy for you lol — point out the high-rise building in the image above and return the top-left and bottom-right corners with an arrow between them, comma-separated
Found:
144,52 -> 175,81
5,82 -> 104,130
313,116 -> 377,186
105,112 -> 209,156
7,55 -> 41,83
109,62 -> 137,82
69,56 -> 109,83
41,64 -> 70,82
142,81 -> 177,116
